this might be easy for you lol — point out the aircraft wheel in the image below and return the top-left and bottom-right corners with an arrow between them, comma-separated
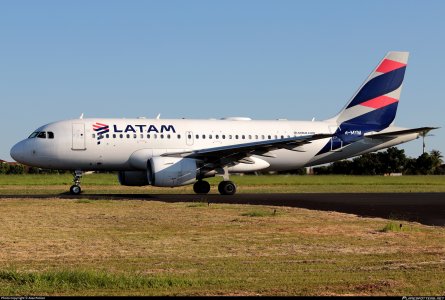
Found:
193,180 -> 210,194
218,181 -> 236,195
70,185 -> 82,195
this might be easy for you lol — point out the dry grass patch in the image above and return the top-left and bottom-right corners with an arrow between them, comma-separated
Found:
0,198 -> 444,295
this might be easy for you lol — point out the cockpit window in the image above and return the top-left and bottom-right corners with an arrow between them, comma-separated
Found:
28,132 -> 39,138
28,131 -> 54,139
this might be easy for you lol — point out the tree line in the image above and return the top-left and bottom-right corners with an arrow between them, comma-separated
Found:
312,148 -> 444,175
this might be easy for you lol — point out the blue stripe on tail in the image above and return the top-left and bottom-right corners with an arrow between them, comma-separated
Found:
346,67 -> 406,109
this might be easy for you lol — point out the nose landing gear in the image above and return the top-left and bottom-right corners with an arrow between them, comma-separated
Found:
69,170 -> 83,195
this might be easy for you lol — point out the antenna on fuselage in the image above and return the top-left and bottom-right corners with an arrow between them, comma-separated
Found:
79,113 -> 84,119
156,113 -> 161,119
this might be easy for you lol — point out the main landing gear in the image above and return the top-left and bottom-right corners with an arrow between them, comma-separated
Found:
193,180 -> 237,195
218,181 -> 237,195
193,167 -> 237,196
193,180 -> 210,194
69,170 -> 83,195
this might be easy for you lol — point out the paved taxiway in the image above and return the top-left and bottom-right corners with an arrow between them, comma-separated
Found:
2,192 -> 444,226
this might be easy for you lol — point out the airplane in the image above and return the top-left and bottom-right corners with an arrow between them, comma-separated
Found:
10,51 -> 437,196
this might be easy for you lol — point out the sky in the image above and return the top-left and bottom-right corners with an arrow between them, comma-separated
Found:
1,0 -> 444,161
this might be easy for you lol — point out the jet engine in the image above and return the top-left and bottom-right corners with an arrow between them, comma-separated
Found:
119,157 -> 198,187
147,157 -> 198,187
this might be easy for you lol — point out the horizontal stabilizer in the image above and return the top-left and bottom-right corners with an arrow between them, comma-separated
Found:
364,127 -> 438,139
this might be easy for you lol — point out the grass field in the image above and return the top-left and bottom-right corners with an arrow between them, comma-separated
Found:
1,173 -> 445,194
0,174 -> 444,296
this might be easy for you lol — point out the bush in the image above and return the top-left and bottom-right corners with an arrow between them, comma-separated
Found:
7,164 -> 26,175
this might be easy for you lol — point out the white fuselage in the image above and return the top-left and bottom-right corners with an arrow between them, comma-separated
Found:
10,117 -> 419,172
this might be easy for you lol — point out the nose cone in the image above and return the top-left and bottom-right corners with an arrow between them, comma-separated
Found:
10,141 -> 25,163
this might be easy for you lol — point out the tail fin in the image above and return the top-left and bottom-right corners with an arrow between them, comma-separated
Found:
334,51 -> 409,132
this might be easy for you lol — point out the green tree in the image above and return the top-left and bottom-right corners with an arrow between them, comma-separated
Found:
415,153 -> 434,175
7,164 -> 25,174
0,162 -> 10,174
379,147 -> 407,174
429,150 -> 443,174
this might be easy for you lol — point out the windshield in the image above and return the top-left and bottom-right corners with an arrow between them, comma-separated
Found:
28,132 -> 39,138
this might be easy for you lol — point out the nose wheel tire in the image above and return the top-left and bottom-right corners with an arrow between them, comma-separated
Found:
218,181 -> 236,195
70,185 -> 82,195
193,180 -> 210,194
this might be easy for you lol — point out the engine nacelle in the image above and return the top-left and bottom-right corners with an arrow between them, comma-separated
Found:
118,170 -> 149,186
148,157 -> 198,187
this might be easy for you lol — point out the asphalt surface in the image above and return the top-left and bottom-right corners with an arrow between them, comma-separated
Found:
2,192 -> 445,226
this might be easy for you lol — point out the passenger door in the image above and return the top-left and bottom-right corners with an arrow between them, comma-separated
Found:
72,123 -> 86,150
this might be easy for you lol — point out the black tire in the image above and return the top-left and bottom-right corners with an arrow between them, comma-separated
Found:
193,180 -> 210,194
70,185 -> 82,195
218,181 -> 236,195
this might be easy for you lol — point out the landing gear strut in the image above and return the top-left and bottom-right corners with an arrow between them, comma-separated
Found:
217,166 -> 236,195
193,180 -> 210,194
69,170 -> 83,195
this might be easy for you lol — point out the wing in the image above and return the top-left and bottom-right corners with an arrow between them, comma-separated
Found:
364,127 -> 439,139
162,133 -> 331,167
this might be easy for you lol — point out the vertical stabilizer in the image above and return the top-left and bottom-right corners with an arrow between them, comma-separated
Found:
334,51 -> 409,131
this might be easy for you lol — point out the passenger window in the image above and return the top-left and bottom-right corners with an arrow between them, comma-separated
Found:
120,134 -> 123,138
113,134 -> 116,138
222,135 -> 226,139
209,135 -> 212,139
167,134 -> 171,139
37,132 -> 46,139
229,135 -> 232,139
202,135 -> 205,139
195,134 -> 199,139
268,135 -> 271,139
235,135 -> 239,139
147,134 -> 150,139
126,134 -> 130,138
262,135 -> 265,139
92,134 -> 96,138
255,135 -> 258,139
177,134 -> 181,139
216,135 -> 219,139
106,134 -> 109,138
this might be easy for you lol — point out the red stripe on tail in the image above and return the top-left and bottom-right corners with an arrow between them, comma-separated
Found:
360,95 -> 398,109
376,59 -> 406,73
